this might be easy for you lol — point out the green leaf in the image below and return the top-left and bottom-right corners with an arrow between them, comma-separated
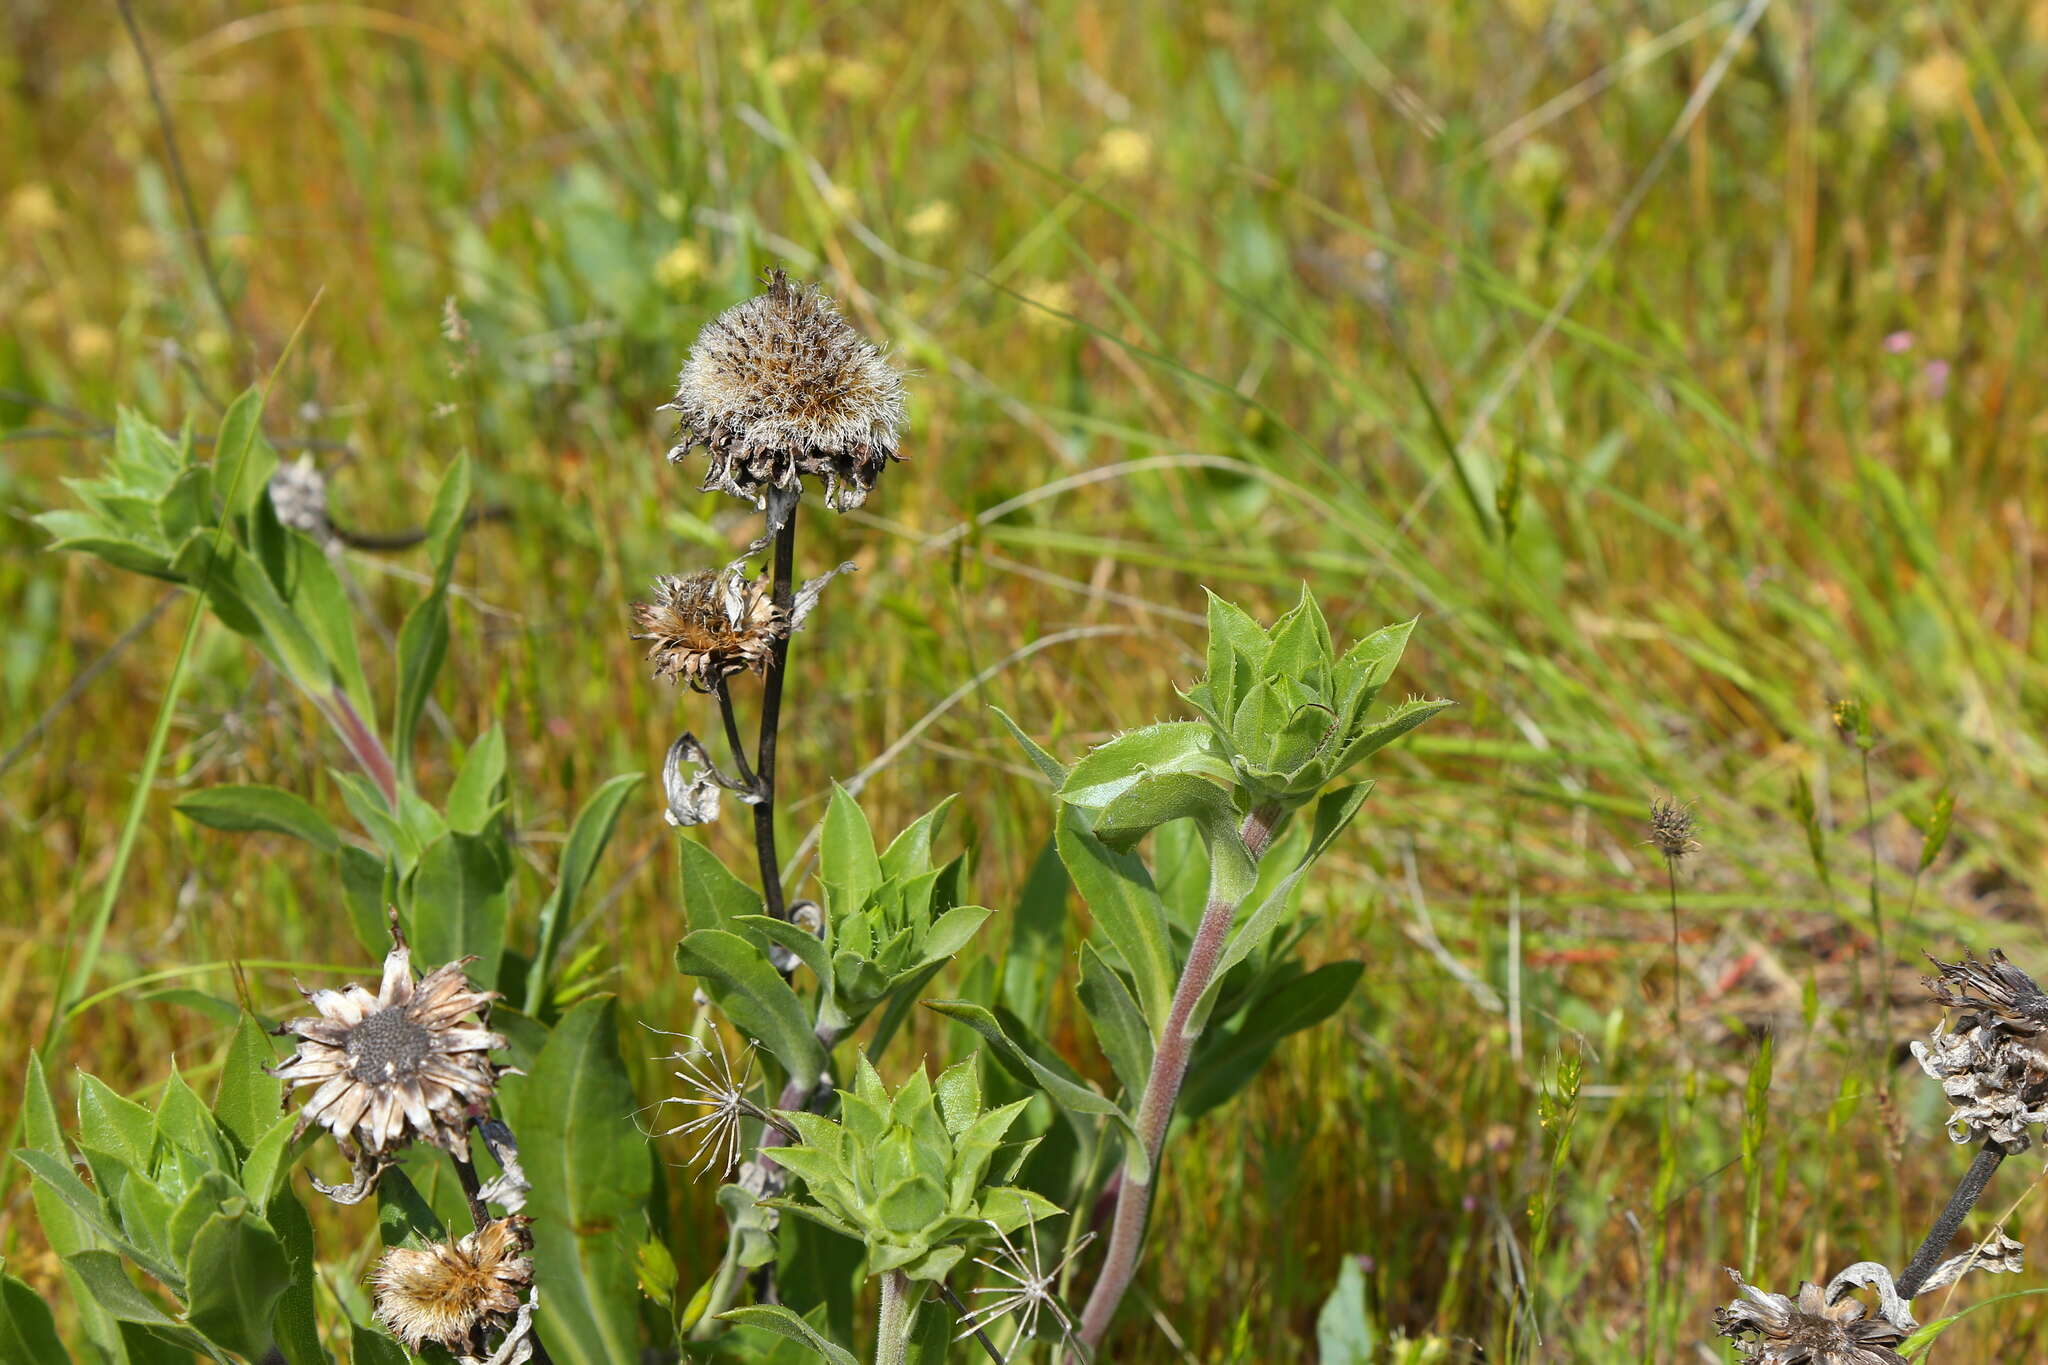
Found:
422,454 -> 472,591
1000,841 -> 1069,1028
526,771 -> 642,1013
239,1112 -> 309,1206
288,535 -> 374,718
735,915 -> 833,990
987,705 -> 1068,787
879,796 -> 957,880
155,1066 -> 231,1168
675,930 -> 829,1088
446,724 -> 509,834
76,1073 -> 156,1178
340,845 -> 395,957
211,386 -> 274,518
1331,697 -> 1456,775
679,838 -> 766,936
183,1204 -> 290,1360
1182,961 -> 1362,1117
820,786 -> 882,920
1314,1254 -> 1379,1364
349,1322 -> 410,1365
166,1170 -> 241,1268
14,1151 -> 181,1290
0,1270 -> 70,1365
501,997 -> 652,1365
213,1013 -> 286,1154
392,589 -> 450,786
411,831 -> 512,992
175,784 -> 343,854
1055,809 -> 1176,1029
63,1251 -> 219,1359
1060,722 -> 1228,810
265,1185 -> 325,1365
715,1305 -> 858,1365
1077,943 -> 1154,1098
922,1001 -> 1140,1177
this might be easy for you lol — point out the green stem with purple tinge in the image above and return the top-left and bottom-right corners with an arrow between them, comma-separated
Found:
327,689 -> 398,807
1074,805 -> 1281,1352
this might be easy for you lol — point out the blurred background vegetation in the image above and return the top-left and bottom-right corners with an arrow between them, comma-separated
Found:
5,0 -> 2048,1358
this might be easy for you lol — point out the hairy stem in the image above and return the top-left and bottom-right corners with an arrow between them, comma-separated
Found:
752,510 -> 799,920
1896,1141 -> 2006,1299
875,1271 -> 915,1365
1074,806 -> 1281,1352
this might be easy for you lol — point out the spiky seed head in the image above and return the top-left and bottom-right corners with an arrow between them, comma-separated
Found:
1649,798 -> 1699,863
1912,949 -> 2048,1152
1712,1271 -> 1907,1365
667,269 -> 906,512
271,927 -> 505,1159
631,570 -> 788,692
372,1216 -> 533,1352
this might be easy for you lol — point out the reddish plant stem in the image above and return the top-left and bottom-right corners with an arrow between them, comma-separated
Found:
1074,805 -> 1281,1352
327,689 -> 398,806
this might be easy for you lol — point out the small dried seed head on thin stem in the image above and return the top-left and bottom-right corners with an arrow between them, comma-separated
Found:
631,569 -> 789,692
1649,797 -> 1700,863
666,269 -> 906,513
1713,1271 -> 1909,1365
1912,949 -> 2048,1152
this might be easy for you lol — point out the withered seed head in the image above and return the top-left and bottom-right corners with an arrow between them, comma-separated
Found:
1713,1271 -> 1908,1365
1912,949 -> 2048,1152
631,570 -> 789,692
271,927 -> 505,1160
1649,797 -> 1700,863
372,1216 -> 533,1352
666,269 -> 906,513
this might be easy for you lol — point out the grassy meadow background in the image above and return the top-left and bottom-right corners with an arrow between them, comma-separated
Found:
6,0 -> 2048,1358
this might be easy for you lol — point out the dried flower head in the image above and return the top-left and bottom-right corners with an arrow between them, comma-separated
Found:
372,1216 -> 533,1353
272,926 -> 505,1158
956,1218 -> 1093,1349
632,570 -> 788,691
651,1032 -> 761,1180
1912,949 -> 2048,1151
666,269 -> 905,514
1649,797 -> 1700,863
268,455 -> 331,542
1713,1271 -> 1908,1365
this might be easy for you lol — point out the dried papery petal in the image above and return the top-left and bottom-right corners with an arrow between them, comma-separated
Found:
1912,950 -> 2048,1152
666,269 -> 906,513
272,927 -> 505,1165
662,733 -> 727,827
1713,1269 -> 1909,1364
790,561 -> 857,631
1914,1228 -> 2024,1295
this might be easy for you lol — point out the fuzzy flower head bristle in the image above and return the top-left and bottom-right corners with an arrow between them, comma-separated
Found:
667,268 -> 906,513
1911,948 -> 2048,1152
271,925 -> 506,1158
372,1216 -> 533,1353
631,569 -> 788,692
1713,1271 -> 1908,1365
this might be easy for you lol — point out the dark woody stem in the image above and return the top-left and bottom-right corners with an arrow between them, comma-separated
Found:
713,678 -> 760,793
455,1132 -> 555,1365
936,1281 -> 1005,1365
1896,1140 -> 2006,1299
751,508 -> 799,921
